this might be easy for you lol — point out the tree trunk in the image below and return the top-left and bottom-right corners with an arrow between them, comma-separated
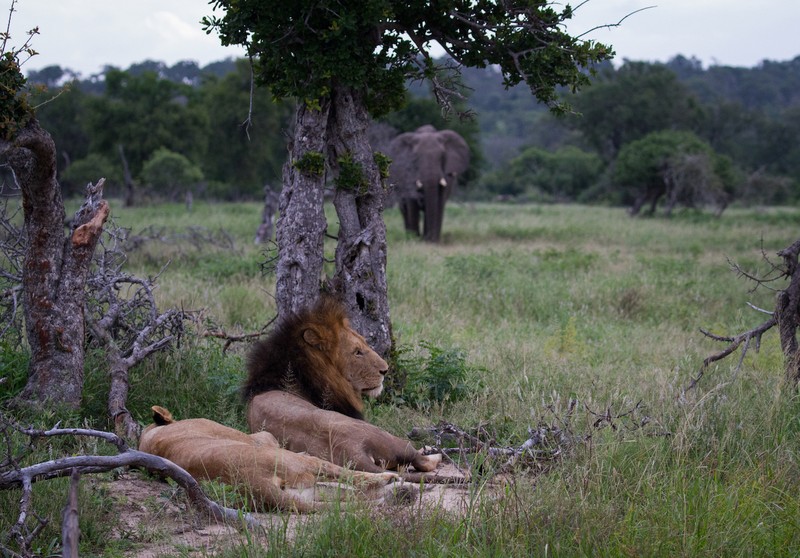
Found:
254,187 -> 280,244
3,120 -> 109,409
777,239 -> 800,383
118,144 -> 135,208
326,86 -> 392,356
274,101 -> 331,319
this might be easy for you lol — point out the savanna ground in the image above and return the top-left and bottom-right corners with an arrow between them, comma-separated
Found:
2,200 -> 800,556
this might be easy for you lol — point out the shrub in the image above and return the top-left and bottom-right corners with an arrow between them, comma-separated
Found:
60,153 -> 122,197
479,145 -> 603,200
140,147 -> 203,198
384,341 -> 483,410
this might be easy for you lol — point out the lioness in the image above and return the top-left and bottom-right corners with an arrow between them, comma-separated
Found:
244,296 -> 441,476
139,406 -> 398,513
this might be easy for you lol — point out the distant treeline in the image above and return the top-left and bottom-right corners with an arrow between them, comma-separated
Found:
24,54 -> 800,208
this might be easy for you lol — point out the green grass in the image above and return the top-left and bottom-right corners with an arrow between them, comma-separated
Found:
2,199 -> 799,556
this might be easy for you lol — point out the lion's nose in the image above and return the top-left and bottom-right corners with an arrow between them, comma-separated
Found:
380,364 -> 388,376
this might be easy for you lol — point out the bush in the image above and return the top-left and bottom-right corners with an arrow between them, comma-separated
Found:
479,145 -> 603,200
140,147 -> 204,198
384,341 -> 483,410
60,153 -> 122,197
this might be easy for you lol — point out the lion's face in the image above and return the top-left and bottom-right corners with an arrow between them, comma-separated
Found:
334,322 -> 388,398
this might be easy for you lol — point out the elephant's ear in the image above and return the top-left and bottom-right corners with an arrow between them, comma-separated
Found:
440,130 -> 470,176
387,132 -> 418,175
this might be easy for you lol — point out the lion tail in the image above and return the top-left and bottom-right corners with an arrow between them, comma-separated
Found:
151,405 -> 175,426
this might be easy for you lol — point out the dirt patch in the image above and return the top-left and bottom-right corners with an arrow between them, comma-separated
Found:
92,463 -> 471,557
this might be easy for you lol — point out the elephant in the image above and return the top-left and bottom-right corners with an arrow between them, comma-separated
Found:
387,125 -> 470,242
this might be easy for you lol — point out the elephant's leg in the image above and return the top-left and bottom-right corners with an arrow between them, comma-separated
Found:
423,184 -> 446,242
400,198 -> 421,235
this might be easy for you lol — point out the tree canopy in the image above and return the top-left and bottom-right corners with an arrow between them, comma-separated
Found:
203,0 -> 612,115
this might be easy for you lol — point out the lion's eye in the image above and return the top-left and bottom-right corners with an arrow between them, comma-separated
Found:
355,349 -> 363,356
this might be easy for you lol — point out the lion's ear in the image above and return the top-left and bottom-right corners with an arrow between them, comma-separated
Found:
302,327 -> 324,349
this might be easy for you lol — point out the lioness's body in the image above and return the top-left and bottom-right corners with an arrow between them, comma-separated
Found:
244,296 -> 441,475
139,406 -> 397,513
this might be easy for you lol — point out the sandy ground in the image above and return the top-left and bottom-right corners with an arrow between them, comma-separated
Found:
93,462 -> 472,557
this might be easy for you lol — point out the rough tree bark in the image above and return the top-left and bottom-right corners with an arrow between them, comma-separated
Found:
776,239 -> 800,383
2,120 -> 109,409
327,86 -> 392,355
274,101 -> 330,319
273,89 -> 392,356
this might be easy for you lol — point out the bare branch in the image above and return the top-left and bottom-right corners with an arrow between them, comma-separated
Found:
574,6 -> 657,40
61,469 -> 79,558
0,418 -> 262,534
686,316 -> 777,392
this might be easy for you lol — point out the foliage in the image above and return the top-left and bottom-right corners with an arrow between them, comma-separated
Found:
59,153 -> 121,196
28,80 -> 89,177
203,0 -> 613,116
140,147 -> 204,196
0,14 -> 37,140
479,145 -> 603,200
17,51 -> 800,204
568,61 -> 702,161
292,151 -> 325,176
198,59 -> 293,197
84,69 -> 209,180
334,152 -> 369,194
385,341 -> 482,410
613,129 -> 733,210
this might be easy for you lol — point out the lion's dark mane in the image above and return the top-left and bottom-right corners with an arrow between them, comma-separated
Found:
243,297 -> 364,420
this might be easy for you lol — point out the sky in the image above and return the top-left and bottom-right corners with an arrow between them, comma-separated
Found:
8,0 -> 800,78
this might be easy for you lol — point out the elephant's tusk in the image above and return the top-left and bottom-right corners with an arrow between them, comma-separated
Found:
415,180 -> 423,189
439,178 -> 448,187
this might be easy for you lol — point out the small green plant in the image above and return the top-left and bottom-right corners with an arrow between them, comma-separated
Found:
373,151 -> 391,180
0,22 -> 39,140
334,152 -> 369,194
292,151 -> 325,176
385,341 -> 482,410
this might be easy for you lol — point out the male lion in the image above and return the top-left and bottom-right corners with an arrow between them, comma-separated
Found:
139,405 -> 398,513
244,296 -> 441,476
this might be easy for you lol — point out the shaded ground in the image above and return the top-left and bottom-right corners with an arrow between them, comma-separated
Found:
95,463 -> 471,557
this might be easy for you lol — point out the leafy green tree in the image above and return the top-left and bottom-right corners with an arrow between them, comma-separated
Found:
84,69 -> 209,182
29,80 -> 91,181
200,59 -> 292,198
60,153 -> 121,196
204,0 -> 612,354
480,145 -> 603,200
614,130 -> 734,215
570,62 -> 701,161
141,147 -> 204,198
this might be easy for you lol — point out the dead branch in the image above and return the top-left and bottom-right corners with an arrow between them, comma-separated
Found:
0,416 -> 261,554
61,469 -> 79,558
410,398 -> 663,477
86,224 -> 187,440
686,237 -> 800,392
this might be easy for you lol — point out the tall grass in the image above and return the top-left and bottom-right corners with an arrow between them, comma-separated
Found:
3,199 -> 799,556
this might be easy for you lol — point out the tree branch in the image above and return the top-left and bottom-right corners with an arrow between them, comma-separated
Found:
0,419 -> 262,537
